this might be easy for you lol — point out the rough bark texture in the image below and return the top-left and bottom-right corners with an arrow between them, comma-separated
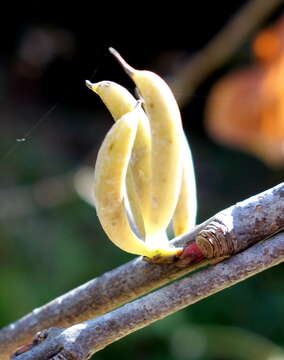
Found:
12,232 -> 284,360
1,182 -> 283,359
0,223 -> 210,360
196,182 -> 284,257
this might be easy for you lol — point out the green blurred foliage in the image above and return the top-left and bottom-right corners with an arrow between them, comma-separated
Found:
1,2 -> 284,359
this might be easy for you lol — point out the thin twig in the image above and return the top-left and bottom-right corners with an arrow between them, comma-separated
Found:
170,0 -> 284,106
0,182 -> 283,359
12,232 -> 284,360
196,182 -> 284,257
0,225 -> 209,360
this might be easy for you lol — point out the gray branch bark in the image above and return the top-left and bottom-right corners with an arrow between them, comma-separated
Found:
12,232 -> 284,360
1,182 -> 283,359
1,2 -> 283,357
0,225 -> 211,360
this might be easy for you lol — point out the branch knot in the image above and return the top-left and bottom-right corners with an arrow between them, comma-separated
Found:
196,220 -> 234,258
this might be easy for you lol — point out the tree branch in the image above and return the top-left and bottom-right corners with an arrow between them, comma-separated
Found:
0,225 -> 211,360
12,231 -> 284,360
0,182 -> 283,359
170,0 -> 284,106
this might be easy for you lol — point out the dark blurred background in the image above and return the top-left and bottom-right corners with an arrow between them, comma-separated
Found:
1,1 -> 284,359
